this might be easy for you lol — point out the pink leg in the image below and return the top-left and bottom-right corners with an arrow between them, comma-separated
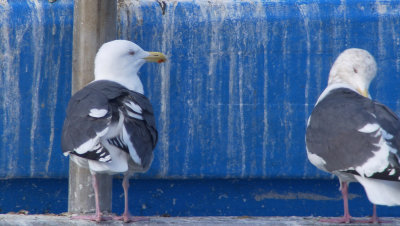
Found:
320,181 -> 352,223
71,174 -> 111,222
371,205 -> 378,223
92,174 -> 103,221
113,175 -> 149,223
355,205 -> 391,224
121,176 -> 132,222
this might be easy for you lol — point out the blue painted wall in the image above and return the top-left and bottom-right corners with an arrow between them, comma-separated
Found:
0,0 -> 72,178
1,0 -> 400,217
123,0 -> 400,179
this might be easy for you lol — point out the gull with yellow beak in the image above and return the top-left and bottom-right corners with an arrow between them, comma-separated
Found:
61,40 -> 166,222
306,48 -> 400,223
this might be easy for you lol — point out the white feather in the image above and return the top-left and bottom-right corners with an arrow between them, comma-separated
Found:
358,123 -> 380,134
306,147 -> 327,171
122,125 -> 141,165
354,128 -> 393,177
89,108 -> 108,118
87,141 -> 129,174
104,111 -> 124,139
125,101 -> 144,120
355,175 -> 400,206
315,83 -> 361,106
126,111 -> 143,120
125,101 -> 142,114
74,127 -> 108,154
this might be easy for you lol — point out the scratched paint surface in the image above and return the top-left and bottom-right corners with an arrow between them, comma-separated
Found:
2,1 -> 400,179
119,0 -> 400,179
0,0 -> 72,178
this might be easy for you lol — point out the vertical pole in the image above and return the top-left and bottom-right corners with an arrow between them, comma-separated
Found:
69,0 -> 117,214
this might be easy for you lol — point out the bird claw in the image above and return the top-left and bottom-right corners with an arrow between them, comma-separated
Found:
352,218 -> 391,224
320,216 -> 391,224
319,216 -> 352,224
72,214 -> 113,222
113,214 -> 149,223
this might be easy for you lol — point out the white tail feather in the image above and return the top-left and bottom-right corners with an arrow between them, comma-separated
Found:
355,175 -> 400,206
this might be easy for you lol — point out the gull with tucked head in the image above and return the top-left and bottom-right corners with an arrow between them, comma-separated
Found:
328,48 -> 377,97
306,48 -> 400,223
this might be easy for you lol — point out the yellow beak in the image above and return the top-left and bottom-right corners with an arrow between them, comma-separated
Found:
357,88 -> 369,98
144,52 -> 167,63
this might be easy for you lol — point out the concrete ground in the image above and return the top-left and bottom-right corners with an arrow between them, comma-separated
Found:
0,214 -> 399,226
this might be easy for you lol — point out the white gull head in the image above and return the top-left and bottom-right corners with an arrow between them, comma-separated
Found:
94,40 -> 166,94
328,48 -> 377,97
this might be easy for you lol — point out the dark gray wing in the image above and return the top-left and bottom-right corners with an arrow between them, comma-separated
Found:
62,80 -> 158,167
306,88 -> 400,181
116,91 -> 158,170
61,81 -> 126,162
368,102 -> 400,180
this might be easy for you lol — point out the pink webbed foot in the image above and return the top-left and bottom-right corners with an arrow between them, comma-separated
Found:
319,182 -> 353,223
116,175 -> 150,223
72,214 -> 113,222
319,216 -> 352,224
353,204 -> 391,224
113,213 -> 149,223
319,216 -> 391,224
359,205 -> 391,224
71,174 -> 113,222
353,216 -> 391,224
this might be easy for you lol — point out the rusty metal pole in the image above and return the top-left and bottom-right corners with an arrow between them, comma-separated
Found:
69,0 -> 116,214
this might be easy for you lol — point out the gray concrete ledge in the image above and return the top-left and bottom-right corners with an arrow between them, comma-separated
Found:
1,214 -> 400,226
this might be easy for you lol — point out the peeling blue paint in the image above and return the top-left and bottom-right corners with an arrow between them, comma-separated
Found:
2,178 -> 400,217
1,0 -> 400,181
1,0 -> 400,217
119,0 -> 400,179
0,0 -> 72,178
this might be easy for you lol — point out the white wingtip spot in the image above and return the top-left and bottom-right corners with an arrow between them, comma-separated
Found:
125,101 -> 142,114
99,155 -> 111,162
122,126 -> 142,165
89,108 -> 108,118
381,129 -> 394,140
355,138 -> 392,177
74,138 -> 97,154
126,111 -> 144,120
306,148 -> 327,171
358,123 -> 380,134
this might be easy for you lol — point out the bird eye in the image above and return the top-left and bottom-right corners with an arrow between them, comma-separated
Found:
128,50 -> 135,56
